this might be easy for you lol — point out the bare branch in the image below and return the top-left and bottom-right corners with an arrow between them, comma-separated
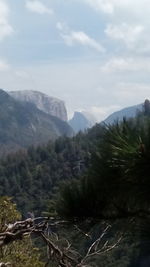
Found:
86,225 -> 111,256
40,232 -> 78,267
0,263 -> 12,267
74,225 -> 92,239
77,224 -> 123,266
0,217 -> 123,267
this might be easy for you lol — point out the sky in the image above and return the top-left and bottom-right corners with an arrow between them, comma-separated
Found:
0,0 -> 150,120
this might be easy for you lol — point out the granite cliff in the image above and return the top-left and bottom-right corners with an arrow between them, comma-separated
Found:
0,89 -> 73,155
9,90 -> 68,121
69,111 -> 96,133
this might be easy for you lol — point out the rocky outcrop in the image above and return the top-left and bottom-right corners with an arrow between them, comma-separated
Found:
0,89 -> 73,155
9,90 -> 68,121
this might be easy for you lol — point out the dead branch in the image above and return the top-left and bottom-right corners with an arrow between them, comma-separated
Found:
0,217 -> 123,267
77,224 -> 123,266
0,263 -> 12,267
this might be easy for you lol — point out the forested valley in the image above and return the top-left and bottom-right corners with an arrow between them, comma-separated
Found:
1,101 -> 150,266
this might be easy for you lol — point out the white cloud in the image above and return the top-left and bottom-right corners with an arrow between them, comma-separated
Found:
56,22 -> 105,52
83,0 -> 150,15
0,0 -> 14,41
56,22 -> 65,31
26,0 -> 53,15
83,0 -> 142,15
101,57 -> 150,73
105,23 -> 144,48
89,105 -> 120,121
83,0 -> 150,54
62,31 -> 105,52
72,105 -> 121,122
0,60 -> 10,71
114,82 -> 150,103
15,70 -> 29,78
83,0 -> 114,14
101,57 -> 133,73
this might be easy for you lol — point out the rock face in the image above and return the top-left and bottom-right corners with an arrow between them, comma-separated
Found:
0,89 -> 73,155
104,103 -> 143,124
69,112 -> 96,133
9,90 -> 68,121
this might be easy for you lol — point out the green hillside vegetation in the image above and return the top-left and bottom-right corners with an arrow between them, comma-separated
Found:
54,100 -> 150,266
0,197 -> 44,266
1,100 -> 150,266
57,104 -> 150,219
0,122 -> 104,215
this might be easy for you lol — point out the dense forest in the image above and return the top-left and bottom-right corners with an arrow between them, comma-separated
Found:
0,123 -> 104,215
1,100 -> 150,266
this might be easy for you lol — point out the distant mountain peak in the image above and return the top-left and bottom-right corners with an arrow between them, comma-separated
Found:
104,103 -> 143,124
0,89 -> 11,101
69,111 -> 96,133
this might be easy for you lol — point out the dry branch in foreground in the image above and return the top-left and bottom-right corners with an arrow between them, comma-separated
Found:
0,217 -> 123,267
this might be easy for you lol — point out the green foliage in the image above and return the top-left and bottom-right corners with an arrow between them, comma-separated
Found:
0,197 -> 44,266
0,197 -> 21,230
0,124 -> 104,215
55,113 -> 150,266
56,115 -> 150,219
1,111 -> 150,266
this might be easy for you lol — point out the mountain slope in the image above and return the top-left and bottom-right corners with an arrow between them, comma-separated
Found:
0,89 -> 73,155
104,103 -> 143,124
9,90 -> 68,121
0,123 -> 104,214
69,111 -> 96,133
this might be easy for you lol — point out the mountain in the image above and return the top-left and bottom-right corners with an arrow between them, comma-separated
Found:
69,111 -> 96,133
82,111 -> 97,125
0,89 -> 73,155
104,103 -> 143,124
9,90 -> 68,121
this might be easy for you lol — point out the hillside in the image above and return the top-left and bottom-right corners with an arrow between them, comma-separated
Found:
104,103 -> 143,124
0,89 -> 73,155
0,123 -> 104,214
0,102 -> 150,266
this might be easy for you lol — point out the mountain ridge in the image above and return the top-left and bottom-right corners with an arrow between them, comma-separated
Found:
103,103 -> 143,124
0,89 -> 73,155
9,90 -> 68,121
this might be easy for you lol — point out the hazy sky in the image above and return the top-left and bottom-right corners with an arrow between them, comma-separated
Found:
0,0 -> 150,120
